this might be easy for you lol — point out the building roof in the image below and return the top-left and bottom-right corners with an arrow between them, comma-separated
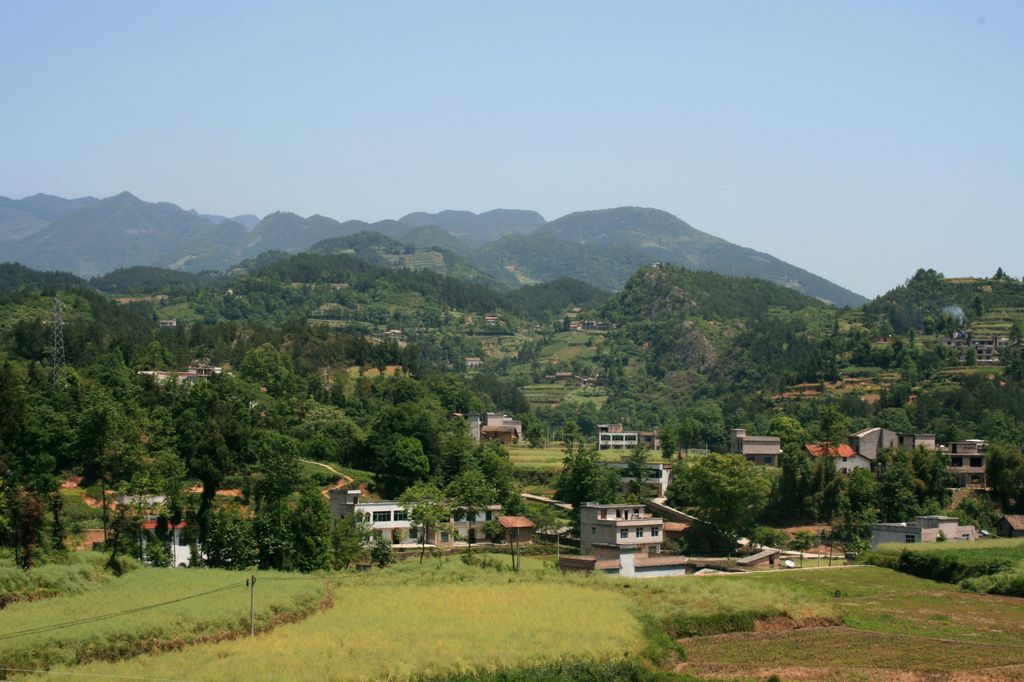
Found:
999,515 -> 1024,531
141,520 -> 186,531
482,425 -> 520,433
498,516 -> 535,529
662,522 -> 690,533
805,443 -> 857,459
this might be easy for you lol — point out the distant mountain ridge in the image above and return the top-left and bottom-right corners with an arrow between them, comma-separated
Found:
0,190 -> 866,306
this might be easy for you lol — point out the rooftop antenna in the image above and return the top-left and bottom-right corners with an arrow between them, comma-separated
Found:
51,295 -> 67,387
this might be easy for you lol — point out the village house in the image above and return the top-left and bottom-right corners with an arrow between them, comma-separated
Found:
158,318 -> 177,329
870,515 -> 977,549
139,519 -> 191,567
601,460 -> 673,498
328,489 -> 502,546
995,515 -> 1024,538
497,516 -> 535,545
465,412 -> 524,445
559,502 -> 689,578
804,442 -> 872,474
946,439 -> 987,487
597,423 -> 660,451
729,428 -> 782,466
464,356 -> 483,369
944,332 -> 1010,365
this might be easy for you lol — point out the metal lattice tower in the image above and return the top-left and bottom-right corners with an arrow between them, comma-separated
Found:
51,296 -> 67,387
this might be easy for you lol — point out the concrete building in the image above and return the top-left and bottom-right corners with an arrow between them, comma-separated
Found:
328,489 -> 501,546
729,428 -> 782,466
805,443 -> 872,474
464,356 -> 483,369
946,439 -> 987,487
465,412 -> 523,445
995,515 -> 1024,538
870,515 -> 977,549
597,424 -> 660,451
561,502 -> 689,578
848,427 -> 899,462
602,460 -> 673,498
899,432 -> 937,451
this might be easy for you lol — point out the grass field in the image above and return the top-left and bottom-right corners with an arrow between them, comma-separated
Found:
680,566 -> 1024,680
1,562 -> 326,671
62,560 -> 643,682
0,552 -> 109,606
16,557 -> 1024,681
507,444 -> 624,471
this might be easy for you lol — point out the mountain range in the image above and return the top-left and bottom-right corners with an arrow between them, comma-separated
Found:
0,191 -> 867,306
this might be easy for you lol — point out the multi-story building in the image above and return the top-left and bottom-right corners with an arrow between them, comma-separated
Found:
597,423 -> 660,451
946,439 -> 987,487
729,428 -> 782,466
328,489 -> 501,546
560,502 -> 689,578
601,460 -> 673,498
871,515 -> 977,549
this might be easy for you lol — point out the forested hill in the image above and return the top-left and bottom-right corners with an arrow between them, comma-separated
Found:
606,263 -> 825,323
537,207 -> 866,307
863,268 -> 1024,334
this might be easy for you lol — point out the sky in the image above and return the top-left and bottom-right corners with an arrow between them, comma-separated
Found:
1,2 -> 1021,298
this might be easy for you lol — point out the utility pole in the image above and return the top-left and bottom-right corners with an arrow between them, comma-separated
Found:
50,296 -> 66,387
247,575 -> 256,637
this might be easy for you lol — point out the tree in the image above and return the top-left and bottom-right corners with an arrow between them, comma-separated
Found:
398,482 -> 450,563
446,467 -> 496,556
374,436 -> 430,500
289,486 -> 332,572
252,431 -> 302,509
788,530 -> 816,568
987,443 -> 1024,513
622,444 -> 653,503
370,536 -> 396,568
330,513 -> 371,570
768,415 -> 806,452
659,426 -> 677,460
205,506 -> 258,569
555,442 -> 618,530
877,457 -> 919,521
774,444 -> 812,521
667,453 -> 771,542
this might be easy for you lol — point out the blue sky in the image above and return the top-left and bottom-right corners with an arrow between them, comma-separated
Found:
1,1 -> 1021,297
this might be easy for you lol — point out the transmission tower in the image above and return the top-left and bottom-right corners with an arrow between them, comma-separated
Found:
51,296 -> 67,387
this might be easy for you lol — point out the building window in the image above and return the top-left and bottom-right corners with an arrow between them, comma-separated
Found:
635,529 -> 644,538
904,535 -> 916,543
651,528 -> 660,537
970,457 -> 983,468
372,511 -> 391,523
951,457 -> 963,467
393,511 -> 407,521
620,529 -> 628,539
409,527 -> 418,539
592,526 -> 597,534
441,532 -> 450,543
485,511 -> 492,521
651,469 -> 662,478
763,456 -> 773,465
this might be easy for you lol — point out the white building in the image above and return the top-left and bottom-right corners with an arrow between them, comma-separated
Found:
328,489 -> 501,546
601,461 -> 673,498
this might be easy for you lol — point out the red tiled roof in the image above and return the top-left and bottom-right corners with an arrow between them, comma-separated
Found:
663,522 -> 690,532
141,520 -> 187,531
498,516 -> 535,529
805,443 -> 857,459
1001,515 -> 1024,531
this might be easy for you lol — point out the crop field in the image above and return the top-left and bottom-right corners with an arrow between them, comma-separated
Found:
680,566 -> 1024,681
0,551 -> 109,606
63,562 -> 642,682
507,444 -> 622,470
1,563 -> 326,671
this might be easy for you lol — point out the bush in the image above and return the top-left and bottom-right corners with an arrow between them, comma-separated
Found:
370,537 -> 396,568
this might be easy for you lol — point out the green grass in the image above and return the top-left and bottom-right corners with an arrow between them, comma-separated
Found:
1,564 -> 326,671
507,444 -> 625,471
0,552 -> 110,606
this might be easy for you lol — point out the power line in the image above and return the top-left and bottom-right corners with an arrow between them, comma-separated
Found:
0,582 -> 244,642
1,668 -> 191,682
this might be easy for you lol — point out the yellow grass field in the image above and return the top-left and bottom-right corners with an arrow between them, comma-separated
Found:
63,582 -> 641,681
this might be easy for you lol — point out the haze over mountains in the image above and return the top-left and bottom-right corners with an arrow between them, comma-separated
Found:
0,191 -> 867,306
